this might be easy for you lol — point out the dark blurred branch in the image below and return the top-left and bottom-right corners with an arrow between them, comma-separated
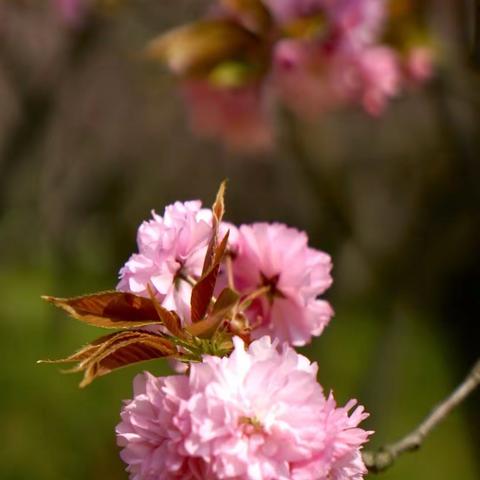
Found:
363,358 -> 480,473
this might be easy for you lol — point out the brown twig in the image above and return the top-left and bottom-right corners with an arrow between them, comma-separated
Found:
363,358 -> 480,473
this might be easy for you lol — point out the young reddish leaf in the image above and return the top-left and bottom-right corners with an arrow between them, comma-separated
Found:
37,331 -> 122,366
187,287 -> 239,338
191,231 -> 230,323
80,335 -> 175,387
146,284 -> 185,338
42,291 -> 163,329
212,180 -> 227,227
39,330 -> 176,387
202,181 -> 227,275
190,267 -> 219,323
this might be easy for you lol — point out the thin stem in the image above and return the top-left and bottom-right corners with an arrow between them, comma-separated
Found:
177,272 -> 197,287
225,254 -> 235,290
238,285 -> 270,311
363,358 -> 480,473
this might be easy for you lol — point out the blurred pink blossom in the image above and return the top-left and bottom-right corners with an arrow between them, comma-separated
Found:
117,201 -> 213,321
182,81 -> 273,152
356,47 -> 400,115
152,0 -> 435,149
117,336 -> 372,480
232,223 -> 333,346
326,0 -> 386,50
53,0 -> 88,26
338,46 -> 401,116
404,46 -> 434,85
273,39 -> 342,118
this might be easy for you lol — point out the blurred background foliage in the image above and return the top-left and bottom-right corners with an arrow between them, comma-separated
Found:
0,1 -> 479,479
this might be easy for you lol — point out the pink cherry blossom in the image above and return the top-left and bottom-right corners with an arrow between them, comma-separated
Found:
117,201 -> 213,321
116,336 -> 372,480
182,80 -> 273,152
231,223 -> 333,346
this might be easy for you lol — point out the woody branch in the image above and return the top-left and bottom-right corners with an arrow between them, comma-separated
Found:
363,357 -> 480,473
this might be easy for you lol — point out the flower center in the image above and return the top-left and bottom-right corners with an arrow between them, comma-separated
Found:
238,416 -> 264,435
260,272 -> 285,304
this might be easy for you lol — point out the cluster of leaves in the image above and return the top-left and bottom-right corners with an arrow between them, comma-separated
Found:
40,183 -> 251,387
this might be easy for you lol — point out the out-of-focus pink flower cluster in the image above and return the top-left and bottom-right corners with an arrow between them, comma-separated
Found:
118,200 -> 333,346
117,336 -> 372,480
149,0 -> 434,150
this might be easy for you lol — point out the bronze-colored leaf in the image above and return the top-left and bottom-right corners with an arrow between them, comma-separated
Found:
145,20 -> 261,76
187,287 -> 239,338
37,331 -> 122,366
40,330 -> 176,387
80,335 -> 175,387
212,179 -> 227,227
202,180 -> 227,275
191,231 -> 230,323
147,284 -> 185,338
42,291 -> 163,329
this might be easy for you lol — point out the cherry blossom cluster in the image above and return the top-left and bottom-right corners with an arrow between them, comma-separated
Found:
148,0 -> 434,150
115,192 -> 371,479
42,185 -> 372,479
118,200 -> 333,346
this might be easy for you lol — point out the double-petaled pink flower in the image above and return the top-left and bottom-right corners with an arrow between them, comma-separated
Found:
118,203 -> 333,347
117,201 -> 213,321
231,223 -> 333,346
116,336 -> 372,480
